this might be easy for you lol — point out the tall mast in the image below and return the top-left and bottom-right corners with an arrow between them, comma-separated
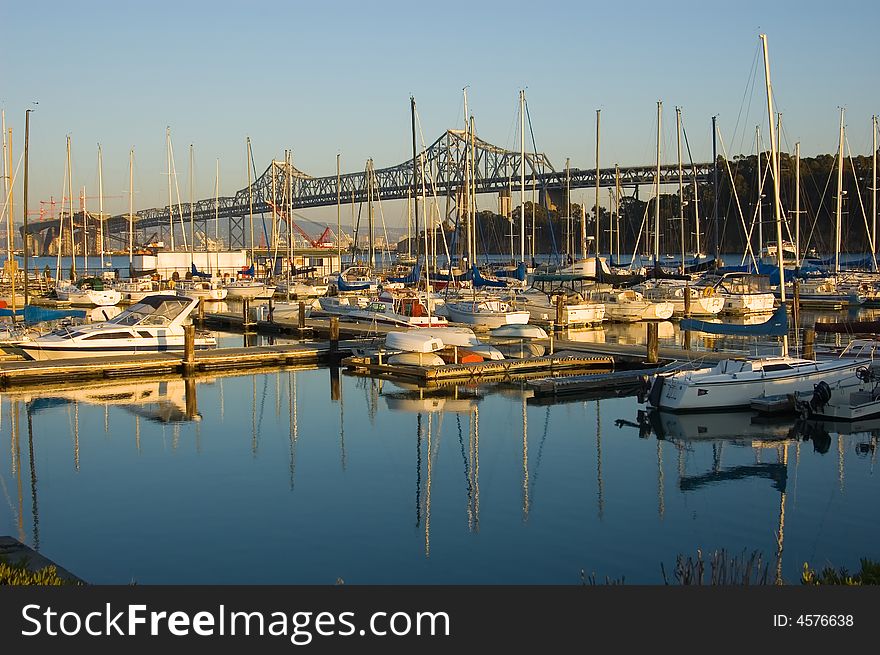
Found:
756,126 -> 763,260
835,107 -> 845,276
189,144 -> 194,259
337,153 -> 342,267
565,158 -> 571,258
67,136 -> 75,279
519,89 -> 526,265
128,148 -> 134,264
615,164 -> 621,261
247,137 -> 254,261
594,109 -> 600,259
1,111 -> 8,262
7,126 -> 13,264
712,115 -> 720,266
411,96 -> 420,261
872,115 -> 877,271
214,160 -> 219,257
367,159 -> 375,269
760,33 -> 787,356
653,101 -> 662,263
469,116 -> 477,264
23,109 -> 31,304
166,127 -> 174,251
98,143 -> 105,266
794,142 -> 800,267
82,187 -> 88,274
676,107 -> 685,272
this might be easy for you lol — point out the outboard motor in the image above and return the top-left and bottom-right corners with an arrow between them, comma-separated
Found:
808,380 -> 832,414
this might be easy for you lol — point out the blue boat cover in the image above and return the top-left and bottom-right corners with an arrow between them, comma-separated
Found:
494,261 -> 527,281
388,263 -> 421,285
0,305 -> 86,323
680,303 -> 788,336
191,263 -> 212,279
337,275 -> 373,292
472,266 -> 507,288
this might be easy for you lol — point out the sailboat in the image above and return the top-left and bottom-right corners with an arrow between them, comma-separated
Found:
646,35 -> 871,412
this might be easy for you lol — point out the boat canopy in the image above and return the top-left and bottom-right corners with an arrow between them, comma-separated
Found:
472,266 -> 507,288
679,303 -> 788,336
191,263 -> 212,279
388,263 -> 421,285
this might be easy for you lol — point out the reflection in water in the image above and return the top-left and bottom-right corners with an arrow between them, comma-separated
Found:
2,368 -> 880,583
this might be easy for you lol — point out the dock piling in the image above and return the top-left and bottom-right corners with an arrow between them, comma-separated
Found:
646,322 -> 659,363
242,299 -> 255,331
329,316 -> 340,362
267,299 -> 274,324
549,322 -> 555,354
183,324 -> 196,375
804,327 -> 815,360
298,301 -> 306,330
556,294 -> 565,326
683,284 -> 691,317
197,299 -> 205,327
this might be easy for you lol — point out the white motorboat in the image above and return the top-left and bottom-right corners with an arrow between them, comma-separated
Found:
639,282 -> 724,317
443,299 -> 530,328
598,289 -> 674,322
699,273 -> 775,315
13,294 -> 216,361
511,287 -> 605,326
114,278 -> 171,303
387,351 -> 445,366
345,292 -> 448,328
317,295 -> 371,316
646,340 -> 879,412
56,278 -> 122,307
274,279 -> 330,298
224,279 -> 276,300
794,364 -> 880,421
417,326 -> 481,347
176,278 -> 228,301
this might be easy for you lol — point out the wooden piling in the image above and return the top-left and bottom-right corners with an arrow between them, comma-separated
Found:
242,298 -> 253,331
183,324 -> 196,374
646,322 -> 659,363
267,299 -> 274,324
556,294 -> 565,326
683,284 -> 691,317
803,327 -> 815,360
184,376 -> 198,419
330,365 -> 341,402
548,322 -> 555,354
329,316 -> 340,361
298,301 -> 306,329
197,298 -> 205,327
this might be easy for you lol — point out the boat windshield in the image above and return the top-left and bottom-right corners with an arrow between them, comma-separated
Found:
107,297 -> 192,327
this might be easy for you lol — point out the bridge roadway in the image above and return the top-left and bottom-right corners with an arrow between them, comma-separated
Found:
22,128 -> 715,254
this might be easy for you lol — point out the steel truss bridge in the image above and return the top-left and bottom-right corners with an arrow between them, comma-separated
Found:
23,129 -> 715,256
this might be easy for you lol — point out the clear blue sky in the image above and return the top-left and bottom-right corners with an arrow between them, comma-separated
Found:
3,0 -> 879,227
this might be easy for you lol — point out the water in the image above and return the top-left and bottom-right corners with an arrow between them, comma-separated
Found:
1,367 -> 877,584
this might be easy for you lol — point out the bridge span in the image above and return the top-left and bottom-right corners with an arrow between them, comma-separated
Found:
22,129 -> 714,256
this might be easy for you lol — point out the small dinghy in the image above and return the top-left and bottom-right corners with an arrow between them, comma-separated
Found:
495,342 -> 546,359
467,343 -> 505,361
490,324 -> 548,339
387,352 -> 445,366
385,331 -> 443,353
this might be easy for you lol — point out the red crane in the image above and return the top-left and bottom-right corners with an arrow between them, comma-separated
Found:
265,199 -> 335,248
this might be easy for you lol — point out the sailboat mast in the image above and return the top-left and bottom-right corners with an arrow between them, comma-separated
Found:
520,89 -> 526,264
67,137 -> 75,279
98,144 -> 104,266
712,115 -> 720,266
128,147 -> 134,264
469,116 -> 477,264
367,160 -> 375,269
82,187 -> 88,274
247,137 -> 254,262
1,111 -> 8,263
565,158 -> 571,258
411,96 -> 420,262
872,115 -> 877,271
615,164 -> 621,261
756,126 -> 763,260
835,107 -> 845,276
653,101 -> 662,263
214,160 -> 219,256
337,153 -> 342,267
166,127 -> 174,251
23,109 -> 31,305
594,109 -> 600,259
676,107 -> 685,273
759,33 -> 788,356
794,141 -> 800,267
189,144 -> 194,257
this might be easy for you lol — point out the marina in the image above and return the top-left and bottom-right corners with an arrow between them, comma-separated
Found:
2,22 -> 879,602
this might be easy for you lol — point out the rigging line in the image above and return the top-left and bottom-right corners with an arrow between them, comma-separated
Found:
716,123 -> 759,270
845,134 -> 877,268
731,42 -> 762,158
801,155 -> 837,258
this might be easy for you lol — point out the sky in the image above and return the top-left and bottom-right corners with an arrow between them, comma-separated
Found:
2,0 -> 879,231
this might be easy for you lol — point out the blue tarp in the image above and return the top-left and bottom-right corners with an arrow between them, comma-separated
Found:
472,266 -> 507,288
494,261 -> 527,281
0,305 -> 86,323
337,275 -> 374,292
680,303 -> 788,337
388,263 -> 421,285
191,263 -> 211,279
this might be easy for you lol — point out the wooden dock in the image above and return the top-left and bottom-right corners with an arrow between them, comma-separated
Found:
0,341 -> 357,389
343,350 -> 615,383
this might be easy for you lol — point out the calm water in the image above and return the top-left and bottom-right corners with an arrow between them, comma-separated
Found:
1,367 -> 877,584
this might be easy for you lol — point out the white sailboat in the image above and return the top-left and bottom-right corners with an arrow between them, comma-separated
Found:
647,35 -> 871,412
443,298 -> 530,328
598,288 -> 673,322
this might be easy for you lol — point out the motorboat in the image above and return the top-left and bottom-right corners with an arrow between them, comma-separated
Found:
699,272 -> 775,315
345,292 -> 448,328
794,363 -> 880,421
646,340 -> 879,412
490,324 -> 548,339
273,279 -> 330,298
56,277 -> 122,307
638,282 -> 725,317
385,331 -> 444,353
317,295 -> 371,316
510,287 -> 605,327
13,294 -> 216,361
443,299 -> 530,328
598,289 -> 674,322
114,277 -> 171,303
224,279 -> 276,300
175,278 -> 228,301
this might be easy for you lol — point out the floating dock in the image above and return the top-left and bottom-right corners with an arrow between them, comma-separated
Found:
0,341 -> 356,389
